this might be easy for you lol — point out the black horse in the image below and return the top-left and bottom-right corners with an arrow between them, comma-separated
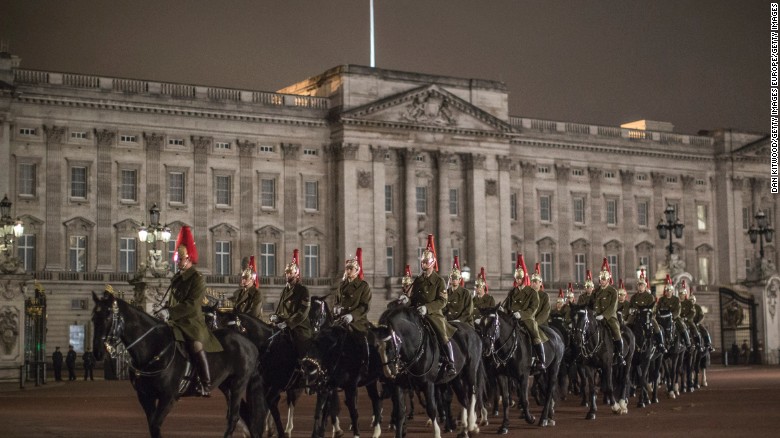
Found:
627,308 -> 664,408
548,313 -> 579,401
693,324 -> 712,388
373,306 -> 483,438
656,310 -> 686,399
302,323 -> 385,438
569,304 -> 634,419
91,292 -> 263,438
206,296 -> 340,438
477,307 -> 563,432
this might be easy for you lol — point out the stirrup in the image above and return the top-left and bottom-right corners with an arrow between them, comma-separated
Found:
198,380 -> 211,397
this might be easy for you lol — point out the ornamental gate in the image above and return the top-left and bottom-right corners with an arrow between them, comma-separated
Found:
719,287 -> 758,365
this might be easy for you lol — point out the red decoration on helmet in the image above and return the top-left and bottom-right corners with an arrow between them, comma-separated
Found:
249,255 -> 259,288
174,225 -> 198,264
356,247 -> 364,280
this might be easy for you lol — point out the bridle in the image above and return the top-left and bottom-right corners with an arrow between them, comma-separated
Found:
483,313 -> 519,367
378,315 -> 434,378
99,299 -> 175,377
572,308 -> 603,359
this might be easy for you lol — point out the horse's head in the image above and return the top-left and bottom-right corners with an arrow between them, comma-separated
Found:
474,306 -> 502,357
309,296 -> 332,333
202,303 -> 220,331
570,304 -> 592,347
371,323 -> 399,379
91,291 -> 121,362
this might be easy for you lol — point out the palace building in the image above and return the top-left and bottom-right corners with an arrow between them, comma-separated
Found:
0,51 -> 774,364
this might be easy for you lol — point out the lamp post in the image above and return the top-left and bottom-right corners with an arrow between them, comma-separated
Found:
656,205 -> 684,256
748,210 -> 774,259
0,195 -> 25,273
137,204 -> 172,278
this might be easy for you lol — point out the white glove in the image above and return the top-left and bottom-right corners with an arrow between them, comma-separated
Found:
341,314 -> 353,324
399,295 -> 410,304
269,314 -> 279,323
513,311 -> 521,320
595,314 -> 604,321
156,308 -> 170,321
276,321 -> 287,330
474,318 -> 482,325
333,305 -> 344,316
417,306 -> 427,316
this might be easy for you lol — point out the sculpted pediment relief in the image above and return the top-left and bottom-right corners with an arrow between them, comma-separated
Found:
256,225 -> 283,239
340,85 -> 512,134
732,136 -> 769,160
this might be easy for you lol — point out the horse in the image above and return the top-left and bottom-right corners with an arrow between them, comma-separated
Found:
626,308 -> 663,408
372,305 -> 483,438
693,324 -> 712,388
205,296 -> 340,438
301,322 -> 385,438
91,292 -> 264,438
569,304 -> 633,419
656,310 -> 686,399
477,307 -> 563,432
548,314 -> 578,401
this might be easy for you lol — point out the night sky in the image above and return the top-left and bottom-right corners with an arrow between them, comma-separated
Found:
0,0 -> 767,135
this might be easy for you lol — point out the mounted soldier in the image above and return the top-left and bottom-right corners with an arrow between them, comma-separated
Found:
471,267 -> 495,325
270,249 -> 313,358
410,234 -> 457,376
501,254 -> 547,370
167,225 -> 223,397
233,255 -> 264,320
444,256 -> 474,325
549,289 -> 568,325
333,247 -> 373,373
593,258 -> 625,366
533,263 -> 551,327
691,293 -> 713,351
679,280 -> 703,351
657,274 -> 691,347
628,269 -> 667,353
577,270 -> 596,308
617,279 -> 630,324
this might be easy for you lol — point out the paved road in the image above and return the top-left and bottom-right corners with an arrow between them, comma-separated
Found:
1,365 -> 778,437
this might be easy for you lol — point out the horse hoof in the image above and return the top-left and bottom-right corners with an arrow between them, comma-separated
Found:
580,400 -> 587,406
492,410 -> 499,417
637,402 -> 646,408
334,431 -> 344,438
652,398 -> 659,404
540,420 -> 549,427
525,415 -> 536,425
586,413 -> 596,420
497,427 -> 509,434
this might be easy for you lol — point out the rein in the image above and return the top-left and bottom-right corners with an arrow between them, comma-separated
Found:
383,316 -> 436,378
487,315 -> 519,367
103,301 -> 176,377
573,309 -> 604,360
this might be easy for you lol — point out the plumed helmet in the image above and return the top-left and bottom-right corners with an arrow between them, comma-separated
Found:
584,269 -> 594,289
679,279 -> 690,298
475,267 -> 488,293
104,284 -> 115,295
598,257 -> 612,283
530,262 -> 543,283
566,282 -> 575,300
345,247 -> 364,280
420,234 -> 438,271
285,249 -> 300,276
513,253 -> 526,283
663,274 -> 675,294
402,264 -> 413,287
557,288 -> 565,304
637,268 -> 649,288
450,256 -> 462,282
241,256 -> 259,288
174,225 -> 198,264
617,278 -> 627,297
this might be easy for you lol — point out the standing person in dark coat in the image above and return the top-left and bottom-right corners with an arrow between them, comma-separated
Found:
83,349 -> 95,381
52,346 -> 64,381
65,345 -> 77,381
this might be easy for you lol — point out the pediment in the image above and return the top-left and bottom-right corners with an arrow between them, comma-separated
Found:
300,227 -> 324,240
339,85 -> 512,134
63,216 -> 95,232
210,223 -> 239,237
114,218 -> 142,233
256,225 -> 283,239
732,135 -> 769,160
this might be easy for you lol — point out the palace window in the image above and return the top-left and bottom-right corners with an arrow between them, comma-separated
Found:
260,243 -> 276,277
574,253 -> 586,284
215,175 -> 232,207
70,166 -> 87,199
385,185 -> 393,213
637,200 -> 649,227
118,237 -> 136,273
539,195 -> 552,222
573,196 -> 585,224
510,193 -> 518,221
304,244 -> 319,277
606,198 -> 618,225
169,172 -> 185,204
215,241 -> 232,275
18,163 -> 36,197
416,186 -> 427,215
120,169 -> 137,202
17,235 -> 36,272
541,252 -> 553,283
69,235 -> 87,272
697,204 -> 709,231
304,181 -> 319,211
386,247 -> 394,277
261,178 -> 276,209
215,141 -> 231,150
449,188 -> 459,216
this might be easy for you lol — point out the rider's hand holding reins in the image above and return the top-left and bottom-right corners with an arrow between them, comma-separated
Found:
269,314 -> 279,323
595,314 -> 604,321
513,311 -> 521,320
341,314 -> 353,324
417,306 -> 427,316
333,305 -> 343,316
276,321 -> 287,330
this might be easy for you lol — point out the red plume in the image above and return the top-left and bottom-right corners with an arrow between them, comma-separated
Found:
404,264 -> 412,278
586,269 -> 593,283
601,257 -> 613,285
249,255 -> 259,288
520,254 -> 530,286
292,249 -> 299,267
453,256 -> 464,286
174,225 -> 198,264
426,234 -> 438,272
618,278 -> 625,291
356,247 -> 364,280
558,288 -> 564,299
480,267 -> 488,294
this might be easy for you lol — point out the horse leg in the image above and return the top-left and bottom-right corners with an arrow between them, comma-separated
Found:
343,386 -> 361,438
423,383 -> 442,438
328,390 -> 344,438
585,369 -> 597,420
148,394 -> 177,438
311,390 -> 329,438
286,389 -> 300,437
497,374 -> 510,434
267,393 -> 286,438
516,374 -> 535,425
391,384 -> 406,438
365,382 -> 383,438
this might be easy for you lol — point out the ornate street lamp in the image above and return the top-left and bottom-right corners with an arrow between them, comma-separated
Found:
0,195 -> 25,273
656,205 -> 684,256
748,210 -> 774,259
137,204 -> 171,277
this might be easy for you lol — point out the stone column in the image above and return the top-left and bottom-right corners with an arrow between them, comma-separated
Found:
371,146 -> 388,285
682,175 -> 696,275
281,143 -> 300,266
44,126 -> 66,270
95,130 -> 116,272
144,133 -> 164,207
463,153 -> 487,270
588,167 -> 604,268
400,148 -> 418,270
434,151 -> 452,268
329,142 -> 359,277
498,157 -> 513,287
620,169 -> 636,284
556,163 -> 572,282
0,121 -> 10,197
192,136 -> 211,271
238,140 -> 256,258
520,161 -> 536,258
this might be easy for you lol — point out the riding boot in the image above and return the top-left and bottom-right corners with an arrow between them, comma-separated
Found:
703,329 -> 714,351
613,339 -> 626,366
681,326 -> 692,348
193,350 -> 211,397
654,331 -> 668,354
533,343 -> 546,371
443,341 -> 457,376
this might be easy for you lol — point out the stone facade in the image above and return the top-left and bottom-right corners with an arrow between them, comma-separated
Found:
0,56 -> 773,356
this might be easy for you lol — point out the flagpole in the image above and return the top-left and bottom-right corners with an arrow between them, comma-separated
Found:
370,0 -> 375,67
